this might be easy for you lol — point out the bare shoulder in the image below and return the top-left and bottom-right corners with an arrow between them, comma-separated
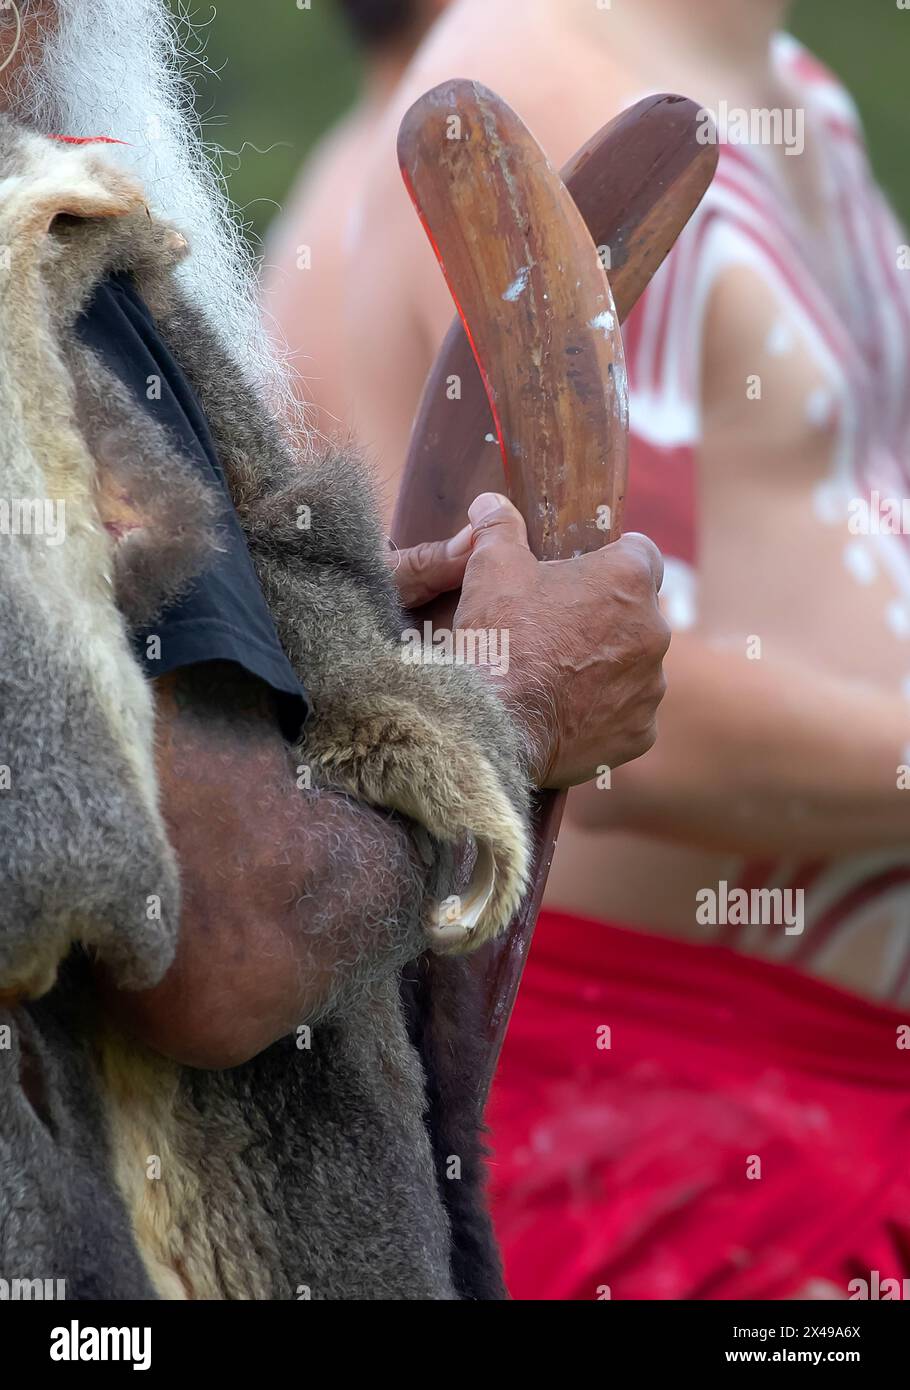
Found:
348,0 -> 631,333
263,110 -> 368,274
378,0 -> 628,171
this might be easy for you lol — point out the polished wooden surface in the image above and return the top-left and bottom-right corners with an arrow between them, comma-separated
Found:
394,92 -> 717,549
394,86 -> 717,1096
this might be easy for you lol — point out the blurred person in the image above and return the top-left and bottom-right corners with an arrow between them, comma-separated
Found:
301,0 -> 910,1299
262,0 -> 451,437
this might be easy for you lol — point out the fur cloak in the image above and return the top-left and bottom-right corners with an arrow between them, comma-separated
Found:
0,118 -> 531,1299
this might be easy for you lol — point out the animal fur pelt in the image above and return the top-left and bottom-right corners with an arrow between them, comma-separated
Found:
0,118 -> 531,1298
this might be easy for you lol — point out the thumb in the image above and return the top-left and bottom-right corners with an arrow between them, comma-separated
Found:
467,492 -> 531,556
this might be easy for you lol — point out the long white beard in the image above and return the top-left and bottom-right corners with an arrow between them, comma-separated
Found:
8,0 -> 300,429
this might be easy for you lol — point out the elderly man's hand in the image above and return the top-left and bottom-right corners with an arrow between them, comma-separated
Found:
100,499 -> 666,1069
399,493 -> 669,789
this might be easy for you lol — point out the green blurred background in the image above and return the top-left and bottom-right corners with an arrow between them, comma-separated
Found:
183,0 -> 909,246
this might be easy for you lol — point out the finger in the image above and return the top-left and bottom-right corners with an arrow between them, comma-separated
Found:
390,525 -> 473,608
467,492 -> 531,556
617,531 -> 665,593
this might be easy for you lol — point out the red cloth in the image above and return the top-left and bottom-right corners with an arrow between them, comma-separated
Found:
486,910 -> 910,1300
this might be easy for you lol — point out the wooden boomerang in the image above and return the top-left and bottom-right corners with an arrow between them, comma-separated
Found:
395,83 -> 717,1096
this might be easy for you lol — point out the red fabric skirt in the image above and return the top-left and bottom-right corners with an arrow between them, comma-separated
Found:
486,910 -> 910,1300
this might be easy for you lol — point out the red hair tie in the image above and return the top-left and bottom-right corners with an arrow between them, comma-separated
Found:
48,135 -> 130,146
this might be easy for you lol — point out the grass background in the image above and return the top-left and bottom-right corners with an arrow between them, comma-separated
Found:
180,0 -> 909,244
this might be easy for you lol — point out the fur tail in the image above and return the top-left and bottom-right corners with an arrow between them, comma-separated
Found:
305,698 -> 530,954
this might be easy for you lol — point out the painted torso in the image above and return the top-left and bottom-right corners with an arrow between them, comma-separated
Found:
550,36 -> 910,1002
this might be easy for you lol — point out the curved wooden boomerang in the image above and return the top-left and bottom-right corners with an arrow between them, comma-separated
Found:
394,90 -> 717,547
399,79 -> 628,557
395,84 -> 717,1095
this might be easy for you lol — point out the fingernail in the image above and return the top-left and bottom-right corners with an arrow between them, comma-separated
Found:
468,493 -> 502,525
445,523 -> 473,558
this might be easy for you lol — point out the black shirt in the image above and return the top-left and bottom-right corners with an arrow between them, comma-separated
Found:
75,274 -> 310,742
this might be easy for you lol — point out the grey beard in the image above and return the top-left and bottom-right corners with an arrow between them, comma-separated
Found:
8,0 -> 301,427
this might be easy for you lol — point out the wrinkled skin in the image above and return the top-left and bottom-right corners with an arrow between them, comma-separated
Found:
104,492 -> 667,1068
455,494 -> 668,788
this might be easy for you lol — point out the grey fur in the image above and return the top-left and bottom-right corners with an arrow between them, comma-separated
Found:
0,965 -> 158,1300
0,117 -> 529,1298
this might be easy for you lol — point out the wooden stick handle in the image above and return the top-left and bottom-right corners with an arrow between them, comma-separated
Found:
395,88 -> 717,1097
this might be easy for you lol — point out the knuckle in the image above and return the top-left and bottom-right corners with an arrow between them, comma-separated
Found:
634,719 -> 659,758
409,541 -> 439,575
618,537 -> 653,579
619,532 -> 663,588
473,510 -> 517,546
653,613 -> 672,658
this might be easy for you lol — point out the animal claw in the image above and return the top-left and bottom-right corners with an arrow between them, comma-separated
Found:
426,841 -> 496,950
